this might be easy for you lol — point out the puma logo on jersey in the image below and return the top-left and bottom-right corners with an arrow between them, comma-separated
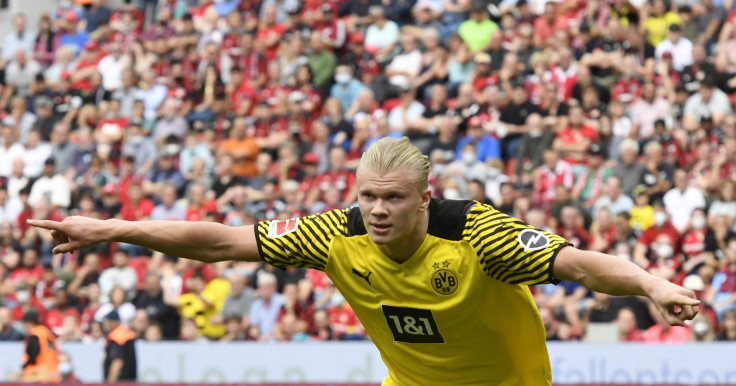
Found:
518,229 -> 550,252
352,268 -> 372,286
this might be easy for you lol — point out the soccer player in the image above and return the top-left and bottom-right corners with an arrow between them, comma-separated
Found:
29,137 -> 699,385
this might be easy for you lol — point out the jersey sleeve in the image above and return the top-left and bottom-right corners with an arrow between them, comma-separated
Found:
464,203 -> 570,285
254,209 -> 348,271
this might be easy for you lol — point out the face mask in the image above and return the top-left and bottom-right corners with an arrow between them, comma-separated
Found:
58,362 -> 73,375
329,291 -> 345,307
487,167 -> 500,179
656,243 -> 674,259
654,212 -> 667,227
692,216 -> 706,230
16,290 -> 30,303
335,73 -> 351,84
462,151 -> 476,165
529,129 -> 543,138
693,320 -> 709,336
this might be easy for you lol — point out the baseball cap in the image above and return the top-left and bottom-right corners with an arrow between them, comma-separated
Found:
633,185 -> 648,196
104,310 -> 121,321
102,184 -> 117,195
85,40 -> 99,51
669,23 -> 682,32
587,143 -> 603,156
350,33 -> 365,44
474,52 -> 491,64
64,10 -> 79,23
303,152 -> 320,165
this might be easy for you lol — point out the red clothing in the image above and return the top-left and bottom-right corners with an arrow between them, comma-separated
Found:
639,222 -> 681,253
328,304 -> 362,337
611,76 -> 642,103
119,198 -> 155,221
237,50 -> 268,82
80,304 -> 101,333
255,24 -> 286,60
314,169 -> 356,203
185,200 -> 218,222
12,301 -> 47,322
681,229 -> 706,259
231,82 -> 256,115
557,125 -> 599,164
45,307 -> 81,337
9,265 -> 44,286
621,328 -> 645,342
533,16 -> 569,44
643,324 -> 691,344
535,161 -> 574,205
181,265 -> 216,294
71,58 -> 102,92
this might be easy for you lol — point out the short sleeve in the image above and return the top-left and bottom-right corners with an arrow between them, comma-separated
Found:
254,209 -> 348,271
464,203 -> 569,285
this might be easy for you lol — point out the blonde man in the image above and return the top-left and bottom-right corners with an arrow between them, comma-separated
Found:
30,137 -> 699,385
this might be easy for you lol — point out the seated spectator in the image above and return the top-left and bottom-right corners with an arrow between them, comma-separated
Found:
222,272 -> 256,322
150,183 -> 186,222
534,149 -> 574,210
633,203 -> 681,268
143,151 -> 186,198
99,250 -> 138,303
249,272 -> 285,342
134,272 -> 180,340
708,179 -> 736,226
593,176 -> 635,218
539,306 -> 572,341
706,237 -> 736,319
28,158 -> 71,210
179,267 -> 231,340
572,143 -> 611,209
153,99 -> 189,144
94,286 -> 136,326
515,113 -> 555,180
663,169 -> 705,233
0,305 -> 23,341
118,181 -> 154,222
45,287 -> 80,337
615,307 -> 645,342
639,141 -> 675,203
643,301 -> 692,344
552,101 -> 598,168
683,77 -> 732,131
612,139 -> 646,195
704,214 -> 736,262
719,310 -> 736,341
629,185 -> 655,236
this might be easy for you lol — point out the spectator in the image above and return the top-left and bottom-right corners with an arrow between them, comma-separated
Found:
612,139 -> 646,195
249,272 -> 285,341
218,117 -> 260,179
633,203 -> 681,268
639,141 -> 675,202
719,310 -> 736,341
459,3 -> 498,53
133,272 -> 180,340
663,169 -> 705,232
2,13 -> 35,61
643,301 -> 692,344
655,24 -> 693,72
515,113 -> 556,180
0,305 -> 23,341
22,131 -> 52,179
616,307 -> 645,342
364,6 -> 399,60
306,31 -> 336,92
630,185 -> 655,235
98,251 -> 138,303
102,310 -> 137,382
0,125 -> 25,179
96,286 -> 136,327
28,158 -> 71,210
179,270 -> 230,340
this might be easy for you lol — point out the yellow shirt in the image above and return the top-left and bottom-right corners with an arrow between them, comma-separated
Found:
630,205 -> 655,234
255,199 -> 570,385
644,12 -> 681,46
180,278 -> 231,338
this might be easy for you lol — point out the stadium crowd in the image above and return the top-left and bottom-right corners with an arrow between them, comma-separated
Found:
0,0 -> 736,349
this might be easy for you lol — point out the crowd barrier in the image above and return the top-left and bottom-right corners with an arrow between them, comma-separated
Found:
1,342 -> 736,384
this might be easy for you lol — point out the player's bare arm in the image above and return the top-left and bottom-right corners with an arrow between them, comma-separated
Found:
27,217 -> 261,263
553,246 -> 700,327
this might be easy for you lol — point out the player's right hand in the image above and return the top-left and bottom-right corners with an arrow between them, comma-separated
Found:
27,216 -> 109,254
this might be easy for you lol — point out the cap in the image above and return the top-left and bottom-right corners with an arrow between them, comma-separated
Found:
35,96 -> 53,109
350,32 -> 365,44
102,184 -> 117,195
669,23 -> 682,32
45,157 -> 56,165
23,309 -> 41,325
701,76 -> 717,88
303,152 -> 320,165
104,310 -> 121,321
64,10 -> 79,22
468,115 -> 483,127
682,274 -> 705,291
587,142 -> 603,156
85,40 -> 99,51
654,119 -> 666,127
633,185 -> 648,196
474,52 -> 491,64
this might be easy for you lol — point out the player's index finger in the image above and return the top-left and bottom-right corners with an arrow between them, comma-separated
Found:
26,219 -> 62,230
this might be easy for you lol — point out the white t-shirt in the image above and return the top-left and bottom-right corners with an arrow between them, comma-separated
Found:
97,54 -> 129,91
22,143 -> 53,178
0,143 -> 24,178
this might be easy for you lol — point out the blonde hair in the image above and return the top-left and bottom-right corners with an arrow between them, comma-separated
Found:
359,137 -> 430,191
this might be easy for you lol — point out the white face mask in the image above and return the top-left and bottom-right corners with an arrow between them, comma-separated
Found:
693,320 -> 709,336
691,216 -> 706,230
654,212 -> 668,227
16,290 -> 30,303
656,243 -> 674,259
335,73 -> 351,84
487,167 -> 500,179
58,362 -> 73,375
462,151 -> 476,165
529,128 -> 543,138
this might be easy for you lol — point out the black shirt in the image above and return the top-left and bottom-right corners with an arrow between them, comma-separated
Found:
105,326 -> 137,381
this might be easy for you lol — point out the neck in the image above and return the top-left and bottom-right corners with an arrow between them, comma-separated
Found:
378,210 -> 429,263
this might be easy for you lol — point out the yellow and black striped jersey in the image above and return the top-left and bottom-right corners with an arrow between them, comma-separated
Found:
254,198 -> 570,386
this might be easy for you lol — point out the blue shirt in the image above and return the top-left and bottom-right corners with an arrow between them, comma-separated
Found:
330,80 -> 365,113
455,135 -> 502,162
60,31 -> 89,57
249,293 -> 285,336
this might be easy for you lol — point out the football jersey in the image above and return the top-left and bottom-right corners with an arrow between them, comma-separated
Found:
254,199 -> 569,385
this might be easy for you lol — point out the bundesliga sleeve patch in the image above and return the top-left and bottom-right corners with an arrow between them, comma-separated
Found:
268,218 -> 300,238
517,229 -> 550,252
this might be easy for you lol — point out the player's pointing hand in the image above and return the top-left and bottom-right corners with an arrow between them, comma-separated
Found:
648,278 -> 701,326
27,216 -> 109,254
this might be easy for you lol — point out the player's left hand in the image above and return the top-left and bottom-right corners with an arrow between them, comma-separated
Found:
647,278 -> 700,326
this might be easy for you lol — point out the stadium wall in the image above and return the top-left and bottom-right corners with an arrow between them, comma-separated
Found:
2,342 -> 736,384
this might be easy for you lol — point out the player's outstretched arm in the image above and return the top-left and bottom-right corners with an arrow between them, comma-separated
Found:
553,246 -> 700,327
27,216 -> 261,263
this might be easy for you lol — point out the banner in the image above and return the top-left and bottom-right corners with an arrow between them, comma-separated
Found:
1,342 -> 736,384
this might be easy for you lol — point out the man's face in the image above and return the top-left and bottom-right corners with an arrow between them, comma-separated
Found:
356,166 -> 429,247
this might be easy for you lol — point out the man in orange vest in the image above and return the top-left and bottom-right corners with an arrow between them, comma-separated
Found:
103,310 -> 137,382
21,309 -> 60,383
